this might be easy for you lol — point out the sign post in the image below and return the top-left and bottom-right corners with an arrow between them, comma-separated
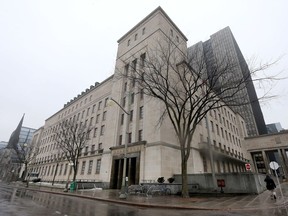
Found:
269,161 -> 283,199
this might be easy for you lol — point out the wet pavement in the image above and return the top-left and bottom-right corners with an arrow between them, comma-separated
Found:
1,182 -> 288,216
11,181 -> 288,211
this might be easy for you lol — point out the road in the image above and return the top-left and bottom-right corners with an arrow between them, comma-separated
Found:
1,182 -> 288,216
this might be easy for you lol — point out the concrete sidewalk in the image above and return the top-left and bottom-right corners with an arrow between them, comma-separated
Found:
15,182 -> 288,211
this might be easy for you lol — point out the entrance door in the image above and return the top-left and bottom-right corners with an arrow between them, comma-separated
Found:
110,156 -> 139,189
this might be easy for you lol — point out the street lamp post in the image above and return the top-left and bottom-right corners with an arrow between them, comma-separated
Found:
108,97 -> 130,199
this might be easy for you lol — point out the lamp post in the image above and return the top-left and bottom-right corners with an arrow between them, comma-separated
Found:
108,97 -> 130,199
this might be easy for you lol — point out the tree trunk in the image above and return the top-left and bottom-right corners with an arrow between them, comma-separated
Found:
181,158 -> 189,198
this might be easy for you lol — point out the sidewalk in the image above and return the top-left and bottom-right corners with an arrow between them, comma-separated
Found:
15,181 -> 288,211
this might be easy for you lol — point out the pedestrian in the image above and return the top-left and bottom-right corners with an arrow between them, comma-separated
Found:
264,175 -> 277,199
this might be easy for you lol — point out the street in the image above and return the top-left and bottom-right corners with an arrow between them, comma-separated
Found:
1,182 -> 288,216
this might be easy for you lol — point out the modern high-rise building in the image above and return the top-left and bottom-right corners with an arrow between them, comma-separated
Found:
266,122 -> 283,134
188,27 -> 267,137
27,7 -> 252,192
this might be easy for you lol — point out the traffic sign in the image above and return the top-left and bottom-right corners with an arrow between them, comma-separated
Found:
245,163 -> 251,171
269,161 -> 279,170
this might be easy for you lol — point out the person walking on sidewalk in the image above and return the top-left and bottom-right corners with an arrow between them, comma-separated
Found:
264,175 -> 277,200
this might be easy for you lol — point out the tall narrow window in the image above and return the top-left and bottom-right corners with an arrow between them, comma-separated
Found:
140,53 -> 146,68
102,111 -> 106,121
127,39 -> 130,46
124,64 -> 129,75
100,125 -> 105,135
81,161 -> 86,175
130,110 -> 133,121
128,132 -> 132,143
119,135 -> 122,145
134,33 -> 138,41
132,59 -> 137,71
139,106 -> 144,119
121,114 -> 124,125
88,160 -> 93,174
142,27 -> 145,35
138,130 -> 143,141
96,159 -> 101,174
93,128 -> 97,137
131,93 -> 135,104
98,101 -> 102,110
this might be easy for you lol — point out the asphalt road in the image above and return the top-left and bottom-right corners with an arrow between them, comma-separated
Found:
1,182 -> 288,216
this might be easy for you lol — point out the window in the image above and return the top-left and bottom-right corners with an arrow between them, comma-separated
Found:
121,114 -> 124,125
131,93 -> 135,104
139,106 -> 144,119
102,111 -> 106,121
98,143 -> 103,152
89,117 -> 94,126
59,164 -> 63,175
124,64 -> 129,75
130,110 -> 133,121
140,89 -> 144,100
87,107 -> 90,116
64,164 -> 68,175
81,161 -> 86,175
96,159 -> 101,174
82,110 -> 85,119
98,101 -> 102,110
140,53 -> 146,68
210,121 -> 214,132
104,98 -> 109,107
100,125 -> 105,135
142,27 -> 145,35
85,146 -> 89,155
132,59 -> 137,71
119,135 -> 122,145
96,114 -> 100,123
127,39 -> 130,46
176,35 -> 179,42
93,128 -> 97,137
138,130 -> 143,141
124,82 -> 127,91
91,145 -> 95,153
128,132 -> 132,143
134,33 -> 138,41
170,29 -> 173,37
216,124 -> 219,135
88,160 -> 93,174
122,97 -> 126,107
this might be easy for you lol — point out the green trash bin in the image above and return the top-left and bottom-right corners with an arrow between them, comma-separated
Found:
70,181 -> 77,192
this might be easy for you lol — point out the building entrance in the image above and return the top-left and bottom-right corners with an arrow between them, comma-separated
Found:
110,154 -> 140,189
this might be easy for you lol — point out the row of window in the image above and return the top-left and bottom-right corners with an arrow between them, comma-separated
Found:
43,98 -> 109,138
118,129 -> 143,146
30,158 -> 102,178
127,27 -> 146,46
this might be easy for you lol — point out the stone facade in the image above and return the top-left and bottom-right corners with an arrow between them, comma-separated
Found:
28,7 -> 251,189
244,130 -> 288,178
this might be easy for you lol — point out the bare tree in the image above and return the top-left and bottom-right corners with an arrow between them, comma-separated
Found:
54,119 -> 93,185
116,36 -> 280,198
12,140 -> 39,186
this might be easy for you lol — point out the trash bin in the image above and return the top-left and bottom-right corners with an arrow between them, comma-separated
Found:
70,181 -> 77,192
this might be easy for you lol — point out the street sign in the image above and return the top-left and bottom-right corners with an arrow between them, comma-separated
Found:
269,161 -> 279,170
245,163 -> 251,171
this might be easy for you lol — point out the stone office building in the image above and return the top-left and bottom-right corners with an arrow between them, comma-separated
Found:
28,7 -> 252,190
244,130 -> 288,178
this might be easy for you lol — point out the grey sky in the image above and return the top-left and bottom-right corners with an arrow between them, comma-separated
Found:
0,0 -> 287,141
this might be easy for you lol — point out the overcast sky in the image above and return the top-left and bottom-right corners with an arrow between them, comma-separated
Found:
0,0 -> 287,141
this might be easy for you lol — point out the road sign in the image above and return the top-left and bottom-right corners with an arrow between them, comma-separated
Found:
269,161 -> 279,170
245,163 -> 251,171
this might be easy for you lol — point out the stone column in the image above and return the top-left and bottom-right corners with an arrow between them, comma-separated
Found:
262,150 -> 270,174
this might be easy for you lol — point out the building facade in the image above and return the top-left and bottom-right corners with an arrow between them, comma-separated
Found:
188,27 -> 267,137
28,7 -> 251,189
244,130 -> 288,178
